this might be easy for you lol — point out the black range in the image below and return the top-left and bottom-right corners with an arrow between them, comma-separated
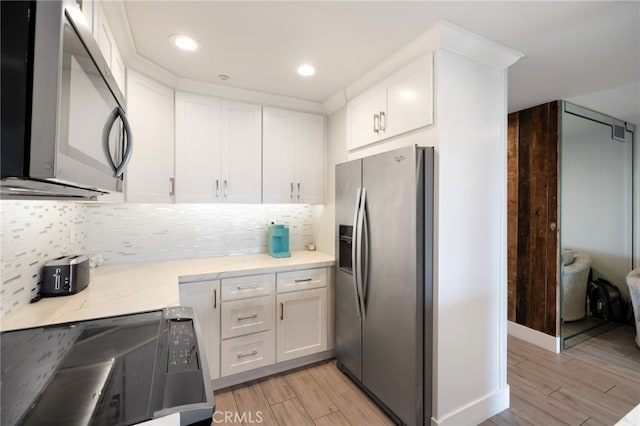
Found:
1,307 -> 214,426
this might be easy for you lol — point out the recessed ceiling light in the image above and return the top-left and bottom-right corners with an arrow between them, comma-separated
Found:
297,64 -> 316,77
170,34 -> 199,52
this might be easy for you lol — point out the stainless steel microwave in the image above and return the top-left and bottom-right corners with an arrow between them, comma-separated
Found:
1,0 -> 132,200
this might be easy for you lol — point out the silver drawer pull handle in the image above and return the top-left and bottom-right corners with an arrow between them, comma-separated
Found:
237,285 -> 258,290
237,350 -> 258,359
294,278 -> 313,283
237,313 -> 258,321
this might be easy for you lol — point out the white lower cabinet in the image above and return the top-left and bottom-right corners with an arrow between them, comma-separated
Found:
181,266 -> 330,384
276,287 -> 327,362
221,330 -> 276,376
219,274 -> 277,377
221,295 -> 275,339
178,279 -> 220,380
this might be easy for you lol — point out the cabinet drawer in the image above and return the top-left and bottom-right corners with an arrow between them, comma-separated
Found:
221,295 -> 275,339
277,268 -> 327,293
221,274 -> 274,301
220,330 -> 275,377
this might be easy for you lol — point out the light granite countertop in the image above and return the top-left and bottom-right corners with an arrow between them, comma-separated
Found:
1,251 -> 334,331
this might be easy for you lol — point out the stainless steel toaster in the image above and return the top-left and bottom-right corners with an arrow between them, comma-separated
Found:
41,255 -> 90,296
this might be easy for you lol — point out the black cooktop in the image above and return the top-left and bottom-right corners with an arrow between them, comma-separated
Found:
1,307 -> 214,426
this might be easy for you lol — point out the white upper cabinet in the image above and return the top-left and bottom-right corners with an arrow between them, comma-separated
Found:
94,2 -> 125,93
175,93 -> 221,203
125,70 -> 175,203
175,93 -> 262,203
220,100 -> 262,203
294,112 -> 325,204
348,89 -> 386,152
347,54 -> 433,151
263,108 -> 325,204
263,108 -> 294,203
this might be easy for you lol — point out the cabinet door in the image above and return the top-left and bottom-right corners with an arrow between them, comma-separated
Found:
125,70 -> 174,203
221,295 -> 275,339
94,4 -> 112,72
179,280 -> 221,380
111,45 -> 126,94
294,113 -> 324,204
276,288 -> 327,362
175,93 -> 221,203
277,268 -> 327,293
384,54 -> 433,138
263,107 -> 295,203
220,100 -> 262,203
94,3 -> 124,94
80,0 -> 94,35
220,330 -> 275,377
221,274 -> 275,301
347,89 -> 385,151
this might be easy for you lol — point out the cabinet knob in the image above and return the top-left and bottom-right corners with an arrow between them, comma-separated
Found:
550,222 -> 557,231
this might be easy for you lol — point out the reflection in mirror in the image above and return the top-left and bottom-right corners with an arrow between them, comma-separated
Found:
560,102 -> 634,348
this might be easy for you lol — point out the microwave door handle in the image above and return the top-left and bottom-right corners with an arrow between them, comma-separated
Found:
102,107 -> 120,176
114,107 -> 133,178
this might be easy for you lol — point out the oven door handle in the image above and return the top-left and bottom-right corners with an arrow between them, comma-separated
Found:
103,106 -> 133,178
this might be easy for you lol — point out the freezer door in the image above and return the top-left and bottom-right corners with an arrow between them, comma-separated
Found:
362,145 -> 424,426
335,159 -> 363,381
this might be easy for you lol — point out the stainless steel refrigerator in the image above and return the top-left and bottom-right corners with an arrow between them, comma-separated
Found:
335,145 -> 433,426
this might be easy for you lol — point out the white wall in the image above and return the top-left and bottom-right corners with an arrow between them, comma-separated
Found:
431,48 -> 509,425
315,106 -> 348,255
567,82 -> 640,129
560,112 -> 633,300
567,85 -> 640,271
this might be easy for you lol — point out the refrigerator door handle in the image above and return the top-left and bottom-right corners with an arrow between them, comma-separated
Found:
352,188 -> 363,318
361,189 -> 369,308
355,188 -> 367,319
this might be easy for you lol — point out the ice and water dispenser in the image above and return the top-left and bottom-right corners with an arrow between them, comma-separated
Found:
267,223 -> 291,258
338,225 -> 353,271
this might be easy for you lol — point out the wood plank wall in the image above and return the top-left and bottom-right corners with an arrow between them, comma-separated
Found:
507,101 -> 560,336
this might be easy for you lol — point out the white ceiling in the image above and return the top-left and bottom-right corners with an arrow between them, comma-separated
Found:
119,1 -> 640,121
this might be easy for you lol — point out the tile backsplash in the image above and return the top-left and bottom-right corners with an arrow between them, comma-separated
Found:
85,203 -> 316,264
1,201 -> 319,319
0,201 -> 86,318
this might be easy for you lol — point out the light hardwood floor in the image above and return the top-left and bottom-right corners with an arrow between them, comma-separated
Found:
212,324 -> 640,425
486,324 -> 640,426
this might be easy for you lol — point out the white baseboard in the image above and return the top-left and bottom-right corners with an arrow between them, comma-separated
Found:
430,386 -> 510,426
507,320 -> 561,353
